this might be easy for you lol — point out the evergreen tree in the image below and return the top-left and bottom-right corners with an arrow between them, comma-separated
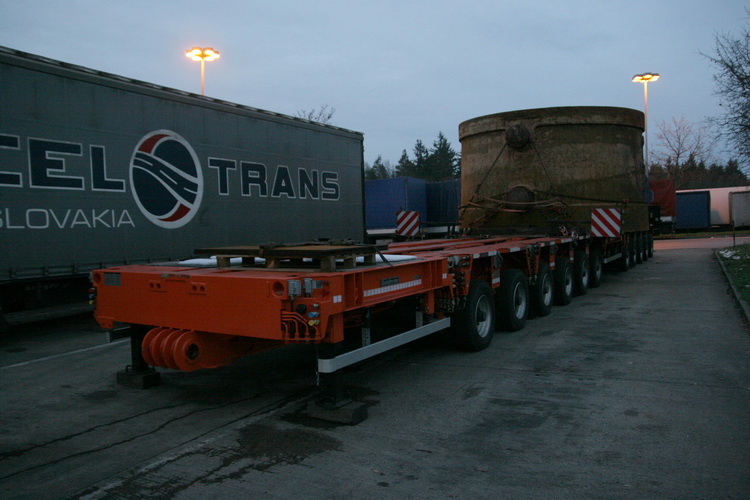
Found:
365,155 -> 391,180
413,140 -> 430,179
428,132 -> 460,181
395,149 -> 416,177
393,133 -> 462,181
650,158 -> 749,189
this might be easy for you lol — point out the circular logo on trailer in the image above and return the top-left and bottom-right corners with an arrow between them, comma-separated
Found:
130,130 -> 203,229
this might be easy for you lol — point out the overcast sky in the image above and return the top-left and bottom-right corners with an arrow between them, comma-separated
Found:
1,1 -> 747,166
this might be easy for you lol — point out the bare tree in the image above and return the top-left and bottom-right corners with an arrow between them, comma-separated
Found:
295,104 -> 336,124
652,117 -> 716,188
653,117 -> 715,166
703,19 -> 750,164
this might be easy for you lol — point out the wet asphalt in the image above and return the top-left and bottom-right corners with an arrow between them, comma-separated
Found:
1,237 -> 749,499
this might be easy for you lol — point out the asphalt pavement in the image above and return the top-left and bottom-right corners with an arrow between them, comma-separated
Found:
1,237 -> 749,499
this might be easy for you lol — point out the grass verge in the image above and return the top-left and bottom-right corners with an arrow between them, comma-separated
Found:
716,244 -> 750,305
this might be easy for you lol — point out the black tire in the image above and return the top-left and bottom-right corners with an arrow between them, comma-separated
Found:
628,237 -> 637,268
588,247 -> 603,288
647,234 -> 654,258
635,235 -> 644,264
573,251 -> 589,296
530,262 -> 554,317
554,257 -> 574,305
642,234 -> 649,261
496,269 -> 529,331
616,243 -> 630,272
450,279 -> 495,351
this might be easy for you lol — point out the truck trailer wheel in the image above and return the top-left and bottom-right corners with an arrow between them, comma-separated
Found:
573,251 -> 589,296
496,269 -> 528,331
530,262 -> 553,317
635,235 -> 644,264
647,234 -> 654,258
588,248 -> 603,288
629,238 -> 637,268
451,279 -> 495,351
616,244 -> 631,272
554,257 -> 574,305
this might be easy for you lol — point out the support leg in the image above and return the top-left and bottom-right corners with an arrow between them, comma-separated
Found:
316,342 -> 349,408
116,325 -> 161,389
308,342 -> 368,424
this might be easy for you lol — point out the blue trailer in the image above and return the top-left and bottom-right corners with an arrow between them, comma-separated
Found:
365,177 -> 462,239
365,177 -> 426,233
675,191 -> 711,230
425,179 -> 460,225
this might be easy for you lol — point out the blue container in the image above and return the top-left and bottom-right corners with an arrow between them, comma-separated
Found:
425,179 -> 460,225
365,177 -> 427,229
675,191 -> 711,230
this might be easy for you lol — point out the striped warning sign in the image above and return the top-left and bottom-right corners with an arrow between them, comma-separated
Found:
396,210 -> 420,236
591,208 -> 621,237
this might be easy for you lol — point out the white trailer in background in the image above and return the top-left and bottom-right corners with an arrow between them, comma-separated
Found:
730,190 -> 750,228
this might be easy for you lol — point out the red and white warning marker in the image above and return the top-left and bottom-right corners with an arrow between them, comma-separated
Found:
396,210 -> 420,237
591,208 -> 621,237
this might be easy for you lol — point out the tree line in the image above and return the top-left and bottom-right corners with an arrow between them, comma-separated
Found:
648,116 -> 749,189
365,132 -> 460,181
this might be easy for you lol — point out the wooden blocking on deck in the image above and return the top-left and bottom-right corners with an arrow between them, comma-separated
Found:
214,255 -> 257,268
215,256 -> 234,268
194,242 -> 383,272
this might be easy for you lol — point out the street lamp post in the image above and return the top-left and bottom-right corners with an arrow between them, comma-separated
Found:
186,47 -> 220,95
632,73 -> 660,173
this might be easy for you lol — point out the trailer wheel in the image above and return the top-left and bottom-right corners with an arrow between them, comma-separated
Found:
641,234 -> 650,262
554,257 -> 574,305
451,279 -> 495,351
647,234 -> 654,258
635,235 -> 644,264
497,270 -> 528,331
588,248 -> 603,288
616,244 -> 630,272
628,238 -> 637,268
530,262 -> 553,317
573,251 -> 589,296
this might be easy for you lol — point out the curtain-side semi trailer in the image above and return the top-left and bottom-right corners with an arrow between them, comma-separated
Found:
0,46 -> 365,326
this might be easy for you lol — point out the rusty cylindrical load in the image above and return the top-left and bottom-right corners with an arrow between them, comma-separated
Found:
458,106 -> 647,234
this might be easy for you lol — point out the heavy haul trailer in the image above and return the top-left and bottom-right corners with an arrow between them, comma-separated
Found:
0,46 -> 364,325
93,233 -> 591,402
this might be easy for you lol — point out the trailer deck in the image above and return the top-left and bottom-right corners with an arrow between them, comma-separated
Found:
94,235 -> 587,382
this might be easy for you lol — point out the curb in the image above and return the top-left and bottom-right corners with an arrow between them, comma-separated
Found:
715,250 -> 750,325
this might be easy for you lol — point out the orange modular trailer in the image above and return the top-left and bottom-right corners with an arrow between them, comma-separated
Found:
94,235 -> 588,389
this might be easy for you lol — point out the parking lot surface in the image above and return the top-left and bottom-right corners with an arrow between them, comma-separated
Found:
1,238 -> 749,498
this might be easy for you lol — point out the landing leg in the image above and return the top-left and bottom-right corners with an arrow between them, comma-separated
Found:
116,325 -> 161,389
307,342 -> 368,424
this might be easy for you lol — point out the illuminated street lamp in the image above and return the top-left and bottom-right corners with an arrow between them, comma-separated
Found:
632,73 -> 660,171
185,47 -> 220,95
